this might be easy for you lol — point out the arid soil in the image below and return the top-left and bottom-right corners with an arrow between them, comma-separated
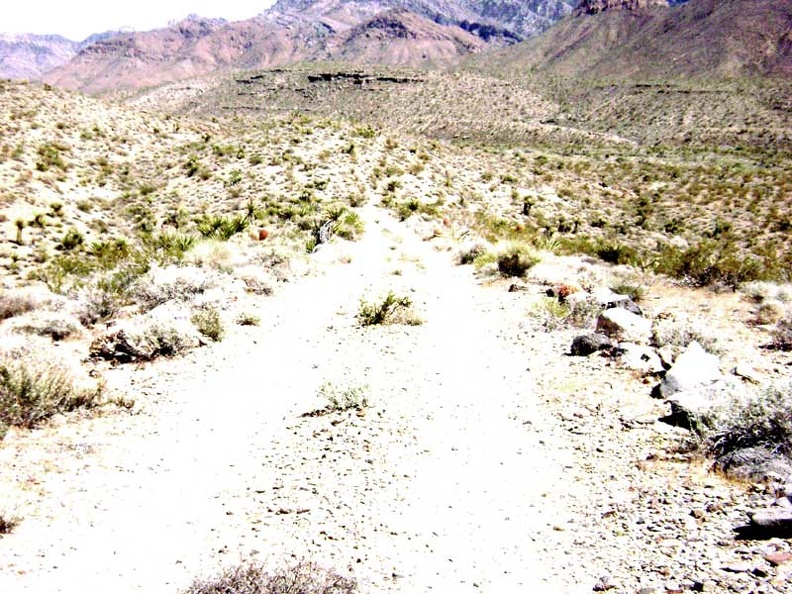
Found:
0,203 -> 790,594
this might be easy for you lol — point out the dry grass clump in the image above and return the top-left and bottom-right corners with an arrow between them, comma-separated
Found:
0,338 -> 102,438
191,304 -> 224,342
182,560 -> 357,594
133,265 -> 218,310
456,243 -> 487,265
0,291 -> 38,321
90,304 -> 201,363
651,313 -> 721,355
530,295 -> 603,331
8,311 -> 82,341
770,315 -> 792,352
687,383 -> 792,480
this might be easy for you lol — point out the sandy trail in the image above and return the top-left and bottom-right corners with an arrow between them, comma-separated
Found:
0,204 -> 585,593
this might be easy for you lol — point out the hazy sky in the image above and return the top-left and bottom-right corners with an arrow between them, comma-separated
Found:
3,1 -> 277,40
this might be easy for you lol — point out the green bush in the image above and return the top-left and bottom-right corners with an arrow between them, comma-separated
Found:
357,292 -> 421,326
192,306 -> 224,342
497,244 -> 540,278
59,228 -> 84,251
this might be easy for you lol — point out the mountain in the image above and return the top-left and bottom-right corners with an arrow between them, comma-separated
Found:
0,32 -> 123,80
41,0 -> 578,94
0,34 -> 80,80
474,0 -> 792,79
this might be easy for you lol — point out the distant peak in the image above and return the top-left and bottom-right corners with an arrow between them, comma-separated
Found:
574,0 -> 669,15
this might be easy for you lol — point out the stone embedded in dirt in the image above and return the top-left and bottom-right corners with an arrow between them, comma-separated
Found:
596,307 -> 652,343
764,552 -> 792,566
652,342 -> 722,398
721,562 -> 753,573
509,283 -> 529,293
592,575 -> 617,591
258,228 -> 269,241
571,333 -> 613,356
615,342 -> 664,374
733,364 -> 762,384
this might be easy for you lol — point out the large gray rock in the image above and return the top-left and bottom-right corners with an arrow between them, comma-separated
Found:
653,341 -> 722,399
596,308 -> 652,343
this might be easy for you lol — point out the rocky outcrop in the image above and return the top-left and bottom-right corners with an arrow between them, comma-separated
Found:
574,0 -> 669,15
596,307 -> 652,344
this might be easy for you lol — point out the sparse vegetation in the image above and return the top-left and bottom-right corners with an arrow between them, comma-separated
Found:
182,560 -> 357,594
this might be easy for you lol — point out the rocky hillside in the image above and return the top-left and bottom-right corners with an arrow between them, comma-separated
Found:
476,0 -> 792,79
41,0 -> 578,94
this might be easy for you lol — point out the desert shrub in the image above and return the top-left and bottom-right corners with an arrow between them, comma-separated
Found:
239,274 -> 273,296
9,311 -> 82,340
182,560 -> 357,594
35,254 -> 94,294
701,384 -> 792,460
357,292 -> 421,326
236,312 -> 260,326
318,382 -> 369,412
651,314 -> 721,354
197,215 -> 249,241
133,265 -> 217,310
457,243 -> 486,265
740,281 -> 792,304
35,141 -> 68,172
653,240 -> 765,288
0,292 -> 37,321
89,238 -> 131,270
771,315 -> 792,351
147,232 -> 197,263
90,305 -> 201,362
610,281 -> 646,303
497,244 -> 540,278
0,514 -> 19,535
191,305 -> 224,342
531,296 -> 602,331
58,228 -> 84,252
0,340 -> 102,438
334,210 -> 364,240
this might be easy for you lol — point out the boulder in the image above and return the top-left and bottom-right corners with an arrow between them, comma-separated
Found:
615,342 -> 664,374
570,333 -> 613,356
652,341 -> 722,399
606,297 -> 643,317
596,307 -> 652,343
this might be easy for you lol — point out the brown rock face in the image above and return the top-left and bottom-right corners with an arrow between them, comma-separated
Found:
574,0 -> 669,15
